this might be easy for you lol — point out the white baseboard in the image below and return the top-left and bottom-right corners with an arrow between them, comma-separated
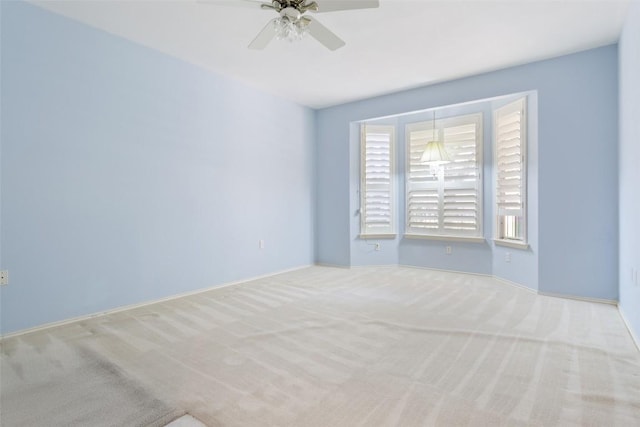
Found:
492,276 -> 537,294
400,264 -> 539,295
399,263 -> 492,278
314,262 -> 351,269
0,264 -> 312,340
618,304 -> 640,352
538,291 -> 617,306
353,263 -> 619,307
352,264 -> 400,269
3,263 -> 623,341
322,263 -> 617,306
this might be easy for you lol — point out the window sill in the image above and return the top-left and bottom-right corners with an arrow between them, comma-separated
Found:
404,234 -> 486,243
359,234 -> 397,240
494,239 -> 529,250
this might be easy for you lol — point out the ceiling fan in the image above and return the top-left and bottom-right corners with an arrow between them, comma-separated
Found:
206,0 -> 380,51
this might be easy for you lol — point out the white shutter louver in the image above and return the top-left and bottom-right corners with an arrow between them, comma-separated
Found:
360,124 -> 395,236
406,114 -> 482,237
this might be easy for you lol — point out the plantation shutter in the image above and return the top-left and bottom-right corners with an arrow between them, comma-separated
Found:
495,99 -> 526,217
406,114 -> 482,237
406,124 -> 439,232
443,120 -> 481,234
360,124 -> 395,236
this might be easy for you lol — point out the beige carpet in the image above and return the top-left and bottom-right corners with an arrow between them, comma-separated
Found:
2,266 -> 639,426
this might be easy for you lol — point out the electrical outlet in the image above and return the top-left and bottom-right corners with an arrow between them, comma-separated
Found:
375,243 -> 381,251
0,270 -> 8,286
445,246 -> 452,255
505,252 -> 511,263
259,240 -> 265,249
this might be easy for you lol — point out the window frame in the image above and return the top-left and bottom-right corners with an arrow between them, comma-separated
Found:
493,97 -> 528,248
404,113 -> 484,240
359,123 -> 397,238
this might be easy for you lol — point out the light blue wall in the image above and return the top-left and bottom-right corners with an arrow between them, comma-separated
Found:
315,109 -> 351,266
316,45 -> 618,300
0,1 -> 315,334
536,48 -> 618,301
619,2 -> 640,343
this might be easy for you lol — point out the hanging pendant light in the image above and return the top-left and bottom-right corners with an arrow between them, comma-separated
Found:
420,110 -> 451,174
420,140 -> 451,164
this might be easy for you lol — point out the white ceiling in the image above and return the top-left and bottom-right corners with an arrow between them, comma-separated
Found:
30,0 -> 631,108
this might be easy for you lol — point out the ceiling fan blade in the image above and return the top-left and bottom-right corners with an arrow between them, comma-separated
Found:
197,0 -> 272,9
304,17 -> 345,51
314,0 -> 379,13
248,19 -> 277,49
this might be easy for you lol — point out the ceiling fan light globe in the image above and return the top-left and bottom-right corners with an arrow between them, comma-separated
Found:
273,17 -> 308,41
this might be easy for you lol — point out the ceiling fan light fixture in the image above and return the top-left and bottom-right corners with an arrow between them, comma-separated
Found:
237,0 -> 379,50
273,16 -> 308,41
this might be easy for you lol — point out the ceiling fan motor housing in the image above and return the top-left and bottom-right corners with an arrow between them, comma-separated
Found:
271,0 -> 319,13
280,7 -> 302,21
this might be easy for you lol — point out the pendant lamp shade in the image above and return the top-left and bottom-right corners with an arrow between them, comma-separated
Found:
420,140 -> 451,165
